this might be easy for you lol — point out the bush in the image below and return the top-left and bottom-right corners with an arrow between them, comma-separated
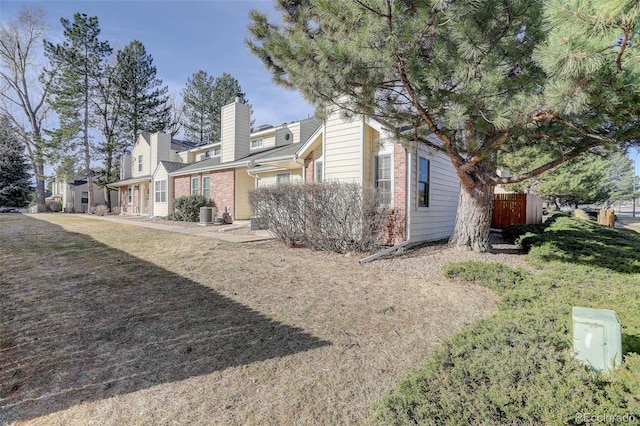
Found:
46,201 -> 61,212
172,195 -> 207,222
249,183 -> 399,253
376,217 -> 640,424
94,205 -> 108,216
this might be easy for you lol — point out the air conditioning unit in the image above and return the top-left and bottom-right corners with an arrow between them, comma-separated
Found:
199,207 -> 213,225
572,306 -> 622,373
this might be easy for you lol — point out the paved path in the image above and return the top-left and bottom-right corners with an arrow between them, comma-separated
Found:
79,214 -> 274,243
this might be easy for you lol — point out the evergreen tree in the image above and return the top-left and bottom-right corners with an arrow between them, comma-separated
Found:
44,13 -> 111,213
0,116 -> 32,207
181,70 -> 216,143
116,40 -> 170,146
211,73 -> 246,141
248,0 -> 640,251
181,71 -> 247,143
93,54 -> 126,211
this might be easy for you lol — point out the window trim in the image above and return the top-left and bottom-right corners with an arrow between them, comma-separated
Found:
374,152 -> 392,205
202,176 -> 210,200
154,180 -> 167,203
250,138 -> 263,149
191,176 -> 199,195
417,156 -> 430,208
137,154 -> 143,172
127,187 -> 133,205
81,191 -> 89,204
276,172 -> 291,185
314,158 -> 323,183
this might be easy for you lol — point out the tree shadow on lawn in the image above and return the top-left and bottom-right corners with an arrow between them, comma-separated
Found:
524,224 -> 640,274
0,215 -> 330,423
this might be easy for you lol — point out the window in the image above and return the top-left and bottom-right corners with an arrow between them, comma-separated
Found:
138,155 -> 143,172
315,160 -> 323,183
202,176 -> 210,200
418,157 -> 430,207
251,138 -> 263,149
276,173 -> 291,184
191,176 -> 199,195
155,180 -> 167,203
375,154 -> 392,204
127,187 -> 132,204
81,191 -> 89,204
212,146 -> 221,156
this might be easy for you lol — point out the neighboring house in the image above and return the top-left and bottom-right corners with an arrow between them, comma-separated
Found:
111,96 -> 462,246
49,173 -> 117,213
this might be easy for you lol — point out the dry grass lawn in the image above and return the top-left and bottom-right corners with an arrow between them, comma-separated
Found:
1,214 -> 497,425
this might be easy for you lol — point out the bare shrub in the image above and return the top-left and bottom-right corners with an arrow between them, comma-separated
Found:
95,205 -> 108,216
46,201 -> 61,212
249,183 -> 398,253
65,203 -> 74,213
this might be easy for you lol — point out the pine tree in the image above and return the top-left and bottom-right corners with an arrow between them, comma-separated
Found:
211,73 -> 246,141
181,71 -> 247,143
181,70 -> 216,143
0,116 -> 32,207
44,13 -> 111,213
116,40 -> 170,146
248,0 -> 640,251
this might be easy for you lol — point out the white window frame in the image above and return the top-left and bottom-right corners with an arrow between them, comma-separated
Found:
127,187 -> 133,205
417,156 -> 430,208
314,157 -> 323,183
202,176 -> 210,200
191,176 -> 199,195
276,172 -> 291,185
251,138 -> 263,149
138,154 -> 143,172
155,180 -> 167,203
374,152 -> 392,205
212,146 -> 221,157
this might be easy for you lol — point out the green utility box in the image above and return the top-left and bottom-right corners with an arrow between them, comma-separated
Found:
572,307 -> 622,373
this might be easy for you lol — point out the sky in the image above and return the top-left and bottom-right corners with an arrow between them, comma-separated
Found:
0,0 -> 316,132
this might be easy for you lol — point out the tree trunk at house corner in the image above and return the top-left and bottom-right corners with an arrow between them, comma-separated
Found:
449,170 -> 495,252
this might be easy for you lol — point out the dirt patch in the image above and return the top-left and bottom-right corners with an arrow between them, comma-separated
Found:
1,214 -> 500,425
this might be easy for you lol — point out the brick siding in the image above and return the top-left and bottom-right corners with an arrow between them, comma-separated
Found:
304,152 -> 315,182
210,169 -> 235,220
389,143 -> 407,244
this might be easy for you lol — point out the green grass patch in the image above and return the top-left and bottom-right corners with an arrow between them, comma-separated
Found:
376,217 -> 640,425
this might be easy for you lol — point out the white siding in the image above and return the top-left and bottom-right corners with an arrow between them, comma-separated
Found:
235,169 -> 256,220
221,101 -> 251,163
256,170 -> 303,187
409,146 -> 460,243
323,110 -> 363,182
152,165 -> 170,217
131,138 -> 151,178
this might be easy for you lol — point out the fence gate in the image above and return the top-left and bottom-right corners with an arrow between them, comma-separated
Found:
492,193 -> 527,228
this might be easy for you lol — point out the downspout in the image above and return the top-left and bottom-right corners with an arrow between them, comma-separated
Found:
293,154 -> 305,183
360,148 -> 412,264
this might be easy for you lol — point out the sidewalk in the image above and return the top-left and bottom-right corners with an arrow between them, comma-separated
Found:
81,214 -> 274,243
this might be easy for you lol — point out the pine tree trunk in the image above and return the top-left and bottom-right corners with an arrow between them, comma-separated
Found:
449,170 -> 495,252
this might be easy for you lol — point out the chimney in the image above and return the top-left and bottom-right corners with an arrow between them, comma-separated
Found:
221,96 -> 251,163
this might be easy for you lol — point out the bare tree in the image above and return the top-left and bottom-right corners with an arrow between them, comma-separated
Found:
0,7 -> 51,212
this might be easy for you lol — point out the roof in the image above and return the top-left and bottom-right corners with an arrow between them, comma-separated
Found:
159,160 -> 189,174
171,138 -> 209,151
170,143 -> 303,176
107,175 -> 152,188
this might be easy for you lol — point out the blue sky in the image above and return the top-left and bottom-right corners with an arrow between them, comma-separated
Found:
0,0 -> 315,131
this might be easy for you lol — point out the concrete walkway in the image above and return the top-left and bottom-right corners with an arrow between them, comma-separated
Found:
80,214 -> 274,243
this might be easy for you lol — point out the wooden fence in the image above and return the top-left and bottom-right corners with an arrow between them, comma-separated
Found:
492,193 -> 543,229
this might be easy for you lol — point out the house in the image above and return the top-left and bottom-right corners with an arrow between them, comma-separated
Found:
111,97 -> 461,246
49,173 -> 117,213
